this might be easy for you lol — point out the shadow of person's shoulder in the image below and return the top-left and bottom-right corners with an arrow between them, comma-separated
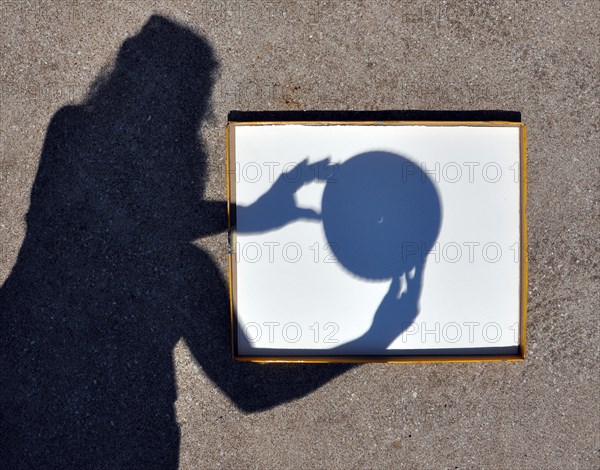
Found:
41,104 -> 90,155
48,104 -> 84,128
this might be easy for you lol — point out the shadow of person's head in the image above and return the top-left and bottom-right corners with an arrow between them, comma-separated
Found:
27,15 -> 221,244
87,15 -> 218,124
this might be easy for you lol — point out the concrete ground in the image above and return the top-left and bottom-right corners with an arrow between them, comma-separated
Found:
0,1 -> 598,468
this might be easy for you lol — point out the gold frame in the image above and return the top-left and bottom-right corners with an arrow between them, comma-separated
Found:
226,120 -> 528,363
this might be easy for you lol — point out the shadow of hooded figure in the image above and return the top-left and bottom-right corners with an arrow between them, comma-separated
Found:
0,15 -> 354,469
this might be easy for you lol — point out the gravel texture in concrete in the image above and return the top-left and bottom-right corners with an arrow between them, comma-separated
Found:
0,1 -> 598,469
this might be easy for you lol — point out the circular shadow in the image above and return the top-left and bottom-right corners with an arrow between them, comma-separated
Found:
322,151 -> 442,280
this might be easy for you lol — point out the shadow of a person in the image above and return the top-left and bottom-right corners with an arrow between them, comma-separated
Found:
0,15 -> 353,469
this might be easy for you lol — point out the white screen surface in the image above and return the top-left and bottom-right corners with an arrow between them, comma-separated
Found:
231,124 -> 522,355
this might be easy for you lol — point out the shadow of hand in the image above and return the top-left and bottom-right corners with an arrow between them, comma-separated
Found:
333,266 -> 424,354
236,158 -> 338,233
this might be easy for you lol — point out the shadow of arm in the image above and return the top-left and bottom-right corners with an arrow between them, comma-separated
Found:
192,200 -> 229,238
179,247 -> 355,413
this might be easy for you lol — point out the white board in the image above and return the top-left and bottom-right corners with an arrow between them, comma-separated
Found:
230,123 -> 523,357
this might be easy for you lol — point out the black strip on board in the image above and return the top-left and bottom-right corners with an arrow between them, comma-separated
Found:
228,109 -> 521,123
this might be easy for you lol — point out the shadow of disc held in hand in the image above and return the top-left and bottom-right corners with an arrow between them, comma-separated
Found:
322,151 -> 442,280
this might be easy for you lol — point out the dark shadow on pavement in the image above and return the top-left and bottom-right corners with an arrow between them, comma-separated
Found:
0,15 -> 352,469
